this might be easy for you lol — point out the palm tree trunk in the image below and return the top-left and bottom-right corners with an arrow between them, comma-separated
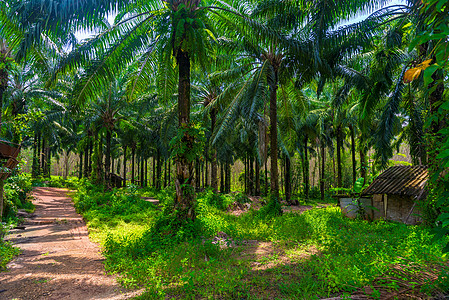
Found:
137,153 -> 140,185
265,159 -> 268,195
350,125 -> 356,184
145,158 -> 148,187
92,132 -> 103,184
151,155 -> 155,187
285,155 -> 292,204
46,147 -> 51,178
141,155 -> 145,188
280,156 -> 284,195
202,160 -> 205,188
88,140 -> 93,176
156,151 -> 162,189
336,124 -> 343,188
244,156 -> 248,194
255,158 -> 260,196
359,138 -> 367,182
220,162 -> 225,193
174,49 -> 195,219
32,132 -> 39,178
269,81 -> 279,200
250,156 -> 255,195
36,133 -> 41,175
41,136 -> 45,172
164,159 -> 167,188
210,108 -> 218,192
83,144 -> 89,178
205,152 -> 209,188
155,153 -> 159,188
105,130 -> 112,183
79,151 -> 83,179
168,159 -> 171,186
225,162 -> 231,193
320,141 -> 325,201
131,147 -> 135,185
195,158 -> 200,189
123,145 -> 127,186
63,150 -> 70,180
303,134 -> 309,200
111,158 -> 114,176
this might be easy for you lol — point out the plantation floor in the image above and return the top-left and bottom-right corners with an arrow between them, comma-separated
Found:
0,187 -> 141,300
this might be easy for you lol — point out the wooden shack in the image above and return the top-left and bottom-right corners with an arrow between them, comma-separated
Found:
0,140 -> 21,180
362,166 -> 428,225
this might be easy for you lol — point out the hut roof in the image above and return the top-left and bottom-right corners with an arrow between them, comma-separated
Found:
362,166 -> 428,198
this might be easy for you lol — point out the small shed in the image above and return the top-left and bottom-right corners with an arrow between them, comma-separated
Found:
0,140 -> 21,180
362,165 -> 428,225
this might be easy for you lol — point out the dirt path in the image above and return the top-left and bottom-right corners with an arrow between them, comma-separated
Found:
0,187 -> 141,300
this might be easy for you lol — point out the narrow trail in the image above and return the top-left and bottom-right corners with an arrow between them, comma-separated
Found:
0,187 -> 140,300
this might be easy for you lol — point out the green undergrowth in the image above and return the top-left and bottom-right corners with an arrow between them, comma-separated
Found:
0,224 -> 20,270
32,175 -> 81,189
71,181 -> 449,299
2,173 -> 35,224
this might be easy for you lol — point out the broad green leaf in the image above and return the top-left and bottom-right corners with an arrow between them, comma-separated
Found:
437,212 -> 449,222
437,149 -> 449,159
423,64 -> 439,86
353,177 -> 364,194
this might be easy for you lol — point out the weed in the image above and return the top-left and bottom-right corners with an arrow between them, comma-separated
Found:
0,223 -> 20,270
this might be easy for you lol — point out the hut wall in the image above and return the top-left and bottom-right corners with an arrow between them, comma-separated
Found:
371,194 -> 421,225
388,195 -> 422,225
372,194 -> 385,220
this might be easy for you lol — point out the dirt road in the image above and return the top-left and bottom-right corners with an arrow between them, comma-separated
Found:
0,187 -> 140,300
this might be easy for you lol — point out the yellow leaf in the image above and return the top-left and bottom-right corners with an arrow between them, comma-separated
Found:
403,68 -> 422,83
418,59 -> 433,70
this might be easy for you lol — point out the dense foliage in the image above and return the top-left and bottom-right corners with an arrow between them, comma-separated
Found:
0,223 -> 20,270
1,173 -> 34,223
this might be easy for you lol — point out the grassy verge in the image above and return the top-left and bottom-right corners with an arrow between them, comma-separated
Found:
72,181 -> 449,299
0,224 -> 21,270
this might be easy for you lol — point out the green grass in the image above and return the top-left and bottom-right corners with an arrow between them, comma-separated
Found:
0,225 -> 21,270
0,242 -> 20,270
71,181 -> 449,299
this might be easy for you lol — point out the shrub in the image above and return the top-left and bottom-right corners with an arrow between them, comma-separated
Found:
0,223 -> 20,269
2,173 -> 34,223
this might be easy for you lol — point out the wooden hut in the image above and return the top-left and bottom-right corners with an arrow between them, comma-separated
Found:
0,140 -> 21,180
362,165 -> 428,225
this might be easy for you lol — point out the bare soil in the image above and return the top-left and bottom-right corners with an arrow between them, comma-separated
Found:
0,187 -> 141,300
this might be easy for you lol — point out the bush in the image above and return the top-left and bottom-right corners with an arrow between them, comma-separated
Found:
2,173 -> 34,223
0,223 -> 20,270
232,192 -> 250,204
197,189 -> 233,211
